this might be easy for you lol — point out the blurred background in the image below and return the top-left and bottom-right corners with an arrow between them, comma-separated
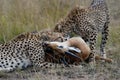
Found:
0,0 -> 119,47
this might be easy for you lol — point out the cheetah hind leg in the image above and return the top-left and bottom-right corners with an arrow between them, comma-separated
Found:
37,62 -> 71,69
100,22 -> 109,58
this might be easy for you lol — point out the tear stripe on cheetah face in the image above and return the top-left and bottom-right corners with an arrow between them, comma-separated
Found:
0,29 -> 65,72
54,0 -> 109,58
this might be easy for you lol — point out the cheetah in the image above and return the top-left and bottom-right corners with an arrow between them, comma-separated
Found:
54,0 -> 110,58
0,29 -> 66,72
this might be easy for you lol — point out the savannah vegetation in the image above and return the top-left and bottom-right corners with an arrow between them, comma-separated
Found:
0,0 -> 120,80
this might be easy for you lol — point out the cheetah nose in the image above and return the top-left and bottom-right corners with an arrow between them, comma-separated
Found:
65,51 -> 80,59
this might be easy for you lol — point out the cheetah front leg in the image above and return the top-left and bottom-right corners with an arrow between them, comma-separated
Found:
100,22 -> 109,58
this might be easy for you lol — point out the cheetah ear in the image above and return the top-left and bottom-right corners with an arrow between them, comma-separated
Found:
54,24 -> 61,32
57,25 -> 61,31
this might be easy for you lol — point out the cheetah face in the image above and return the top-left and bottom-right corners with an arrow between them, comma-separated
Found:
54,18 -> 67,33
54,24 -> 70,41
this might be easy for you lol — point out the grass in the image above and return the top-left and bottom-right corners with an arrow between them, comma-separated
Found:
0,0 -> 120,80
0,0 -> 92,43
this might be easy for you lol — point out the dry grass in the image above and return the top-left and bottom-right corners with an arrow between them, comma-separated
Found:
0,0 -> 120,80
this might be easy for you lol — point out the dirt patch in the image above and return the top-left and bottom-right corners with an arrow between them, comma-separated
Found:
0,48 -> 120,80
0,62 -> 119,80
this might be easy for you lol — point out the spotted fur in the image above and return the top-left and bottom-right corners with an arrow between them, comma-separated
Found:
54,0 -> 109,58
0,29 -> 65,72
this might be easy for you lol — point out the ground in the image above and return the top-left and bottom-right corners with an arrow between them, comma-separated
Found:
0,46 -> 119,80
0,0 -> 120,80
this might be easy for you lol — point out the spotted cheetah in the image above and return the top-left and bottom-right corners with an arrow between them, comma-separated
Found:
54,0 -> 110,58
0,29 -> 66,72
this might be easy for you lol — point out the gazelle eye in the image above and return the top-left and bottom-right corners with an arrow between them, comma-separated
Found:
58,46 -> 63,49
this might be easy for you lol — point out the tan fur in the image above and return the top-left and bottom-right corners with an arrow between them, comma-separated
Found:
45,37 -> 112,64
95,55 -> 113,63
0,29 -> 68,72
54,0 -> 110,59
67,37 -> 91,60
45,37 -> 91,65
48,37 -> 90,60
